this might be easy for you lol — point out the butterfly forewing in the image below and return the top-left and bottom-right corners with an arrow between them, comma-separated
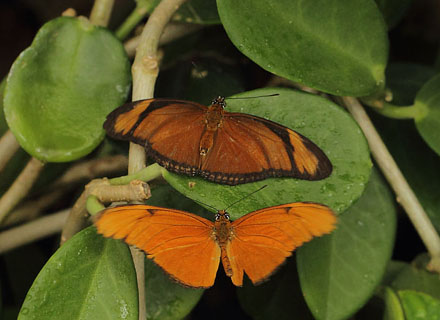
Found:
95,205 -> 221,288
227,203 -> 336,286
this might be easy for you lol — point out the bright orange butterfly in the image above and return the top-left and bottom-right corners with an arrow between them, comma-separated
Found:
104,97 -> 332,185
94,203 -> 336,288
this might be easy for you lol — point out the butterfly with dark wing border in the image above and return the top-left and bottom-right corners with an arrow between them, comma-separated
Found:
104,96 -> 332,185
94,202 -> 336,288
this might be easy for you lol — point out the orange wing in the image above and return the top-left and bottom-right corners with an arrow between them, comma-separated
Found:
199,113 -> 332,185
227,203 -> 336,286
94,204 -> 220,288
104,98 -> 332,185
104,99 -> 207,176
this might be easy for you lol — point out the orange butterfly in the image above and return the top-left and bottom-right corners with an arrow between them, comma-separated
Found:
94,203 -> 336,288
104,97 -> 332,185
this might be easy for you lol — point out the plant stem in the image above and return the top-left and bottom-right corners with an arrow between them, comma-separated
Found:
129,0 -> 188,318
115,0 -> 159,40
0,157 -> 44,225
342,96 -> 440,272
0,209 -> 69,254
89,0 -> 115,26
373,102 -> 425,120
0,130 -> 20,173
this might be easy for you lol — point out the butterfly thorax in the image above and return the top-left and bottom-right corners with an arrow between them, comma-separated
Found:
199,99 -> 225,157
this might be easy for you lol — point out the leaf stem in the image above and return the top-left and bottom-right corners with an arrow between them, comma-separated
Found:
89,0 -> 115,26
86,195 -> 105,215
109,163 -> 163,185
129,0 -> 187,318
0,157 -> 44,225
115,0 -> 159,40
0,130 -> 20,173
373,102 -> 425,120
342,97 -> 440,272
0,209 -> 69,254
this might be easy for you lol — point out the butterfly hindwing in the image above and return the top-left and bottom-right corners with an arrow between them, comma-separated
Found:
95,205 -> 221,288
227,203 -> 336,286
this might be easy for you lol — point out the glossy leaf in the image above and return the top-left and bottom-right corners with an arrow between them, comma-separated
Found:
144,185 -> 205,319
4,17 -> 131,162
399,290 -> 440,320
163,87 -> 371,220
173,0 -> 220,24
217,0 -> 388,96
18,227 -> 138,320
297,168 -> 396,320
414,73 -> 440,156
237,258 -> 313,320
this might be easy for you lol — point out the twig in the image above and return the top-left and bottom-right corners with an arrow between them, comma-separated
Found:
0,209 -> 69,254
124,22 -> 202,57
342,96 -> 440,272
0,157 -> 44,225
0,130 -> 20,173
130,0 -> 188,318
60,179 -> 150,244
89,0 -> 115,26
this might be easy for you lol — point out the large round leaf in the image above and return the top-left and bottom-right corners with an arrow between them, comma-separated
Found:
163,88 -> 371,220
18,227 -> 138,320
297,168 -> 397,320
414,73 -> 440,156
4,17 -> 131,162
217,0 -> 388,96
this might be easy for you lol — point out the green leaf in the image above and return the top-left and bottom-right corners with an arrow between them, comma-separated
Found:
237,258 -> 314,320
4,16 -> 131,162
18,227 -> 138,320
389,257 -> 440,300
414,73 -> 440,156
163,87 -> 371,220
297,168 -> 397,320
383,287 -> 405,320
375,0 -> 412,29
173,0 -> 220,24
217,0 -> 388,96
399,290 -> 440,320
144,185 -> 205,319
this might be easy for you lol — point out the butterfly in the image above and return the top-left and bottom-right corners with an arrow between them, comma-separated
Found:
94,202 -> 336,288
104,96 -> 332,185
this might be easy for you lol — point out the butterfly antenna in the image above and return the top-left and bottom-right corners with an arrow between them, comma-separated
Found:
194,199 -> 219,212
224,185 -> 268,211
225,94 -> 279,100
